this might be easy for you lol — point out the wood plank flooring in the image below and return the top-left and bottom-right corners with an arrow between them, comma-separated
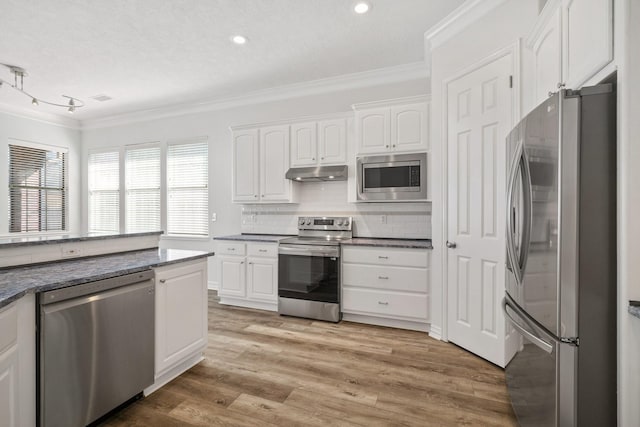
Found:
100,292 -> 517,426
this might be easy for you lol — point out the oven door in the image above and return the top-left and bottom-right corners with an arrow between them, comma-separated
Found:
278,244 -> 340,303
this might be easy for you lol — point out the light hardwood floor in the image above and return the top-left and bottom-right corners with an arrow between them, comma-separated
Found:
100,292 -> 517,426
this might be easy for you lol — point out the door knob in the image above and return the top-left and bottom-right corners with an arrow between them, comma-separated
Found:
446,241 -> 457,249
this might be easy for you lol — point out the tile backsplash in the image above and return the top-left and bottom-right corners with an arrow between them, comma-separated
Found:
240,181 -> 431,239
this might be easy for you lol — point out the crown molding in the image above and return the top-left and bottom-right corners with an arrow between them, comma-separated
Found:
229,111 -> 352,132
0,101 -> 81,129
81,62 -> 429,130
424,0 -> 509,52
351,94 -> 430,111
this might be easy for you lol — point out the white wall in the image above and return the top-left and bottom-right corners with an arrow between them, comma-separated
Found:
80,78 -> 430,286
426,0 -> 539,337
617,0 -> 640,424
0,111 -> 81,235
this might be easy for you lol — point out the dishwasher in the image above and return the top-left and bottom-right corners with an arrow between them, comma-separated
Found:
38,270 -> 155,427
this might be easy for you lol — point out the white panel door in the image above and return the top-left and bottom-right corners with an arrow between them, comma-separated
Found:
532,7 -> 562,105
232,129 -> 259,202
247,257 -> 278,302
391,103 -> 428,152
446,53 -> 513,367
0,347 -> 18,427
318,119 -> 347,164
219,256 -> 246,297
260,125 -> 291,201
290,122 -> 317,167
356,108 -> 390,154
562,0 -> 613,88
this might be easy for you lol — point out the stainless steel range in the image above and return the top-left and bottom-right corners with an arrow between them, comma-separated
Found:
278,216 -> 352,322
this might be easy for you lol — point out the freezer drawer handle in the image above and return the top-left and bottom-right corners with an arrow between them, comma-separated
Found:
502,298 -> 553,354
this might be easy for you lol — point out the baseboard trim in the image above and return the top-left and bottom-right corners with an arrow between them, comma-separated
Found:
429,324 -> 443,340
207,280 -> 219,291
218,297 -> 278,312
143,352 -> 204,396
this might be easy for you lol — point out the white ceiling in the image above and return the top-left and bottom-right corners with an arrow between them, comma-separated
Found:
0,0 -> 464,121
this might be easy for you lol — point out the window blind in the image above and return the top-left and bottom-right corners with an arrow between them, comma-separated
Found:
167,141 -> 208,236
125,146 -> 161,233
9,144 -> 67,233
88,151 -> 120,233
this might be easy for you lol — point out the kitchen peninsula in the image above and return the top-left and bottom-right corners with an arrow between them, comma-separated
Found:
0,231 -> 213,426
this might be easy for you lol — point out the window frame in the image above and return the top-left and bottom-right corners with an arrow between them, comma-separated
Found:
8,139 -> 69,235
124,142 -> 162,234
87,147 -> 123,234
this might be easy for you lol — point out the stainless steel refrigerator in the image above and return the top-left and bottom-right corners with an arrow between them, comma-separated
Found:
502,83 -> 616,427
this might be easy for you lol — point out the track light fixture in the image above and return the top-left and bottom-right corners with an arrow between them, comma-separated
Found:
0,63 -> 84,111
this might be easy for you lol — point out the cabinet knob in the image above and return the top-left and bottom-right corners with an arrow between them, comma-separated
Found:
240,261 -> 244,265
321,157 -> 324,160
159,279 -> 166,283
248,262 -> 253,265
385,145 -> 389,148
392,145 -> 396,148
254,195 -> 258,198
312,157 -> 315,160
261,194 -> 264,197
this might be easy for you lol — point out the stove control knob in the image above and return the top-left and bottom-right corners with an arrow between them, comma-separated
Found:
336,220 -> 343,226
298,218 -> 305,225
305,220 -> 312,225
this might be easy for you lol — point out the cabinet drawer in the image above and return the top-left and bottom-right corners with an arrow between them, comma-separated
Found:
247,243 -> 277,258
342,264 -> 428,293
0,302 -> 18,355
342,247 -> 428,268
216,242 -> 246,256
342,288 -> 428,321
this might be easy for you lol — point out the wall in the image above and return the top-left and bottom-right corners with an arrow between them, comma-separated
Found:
426,0 -> 539,337
80,78 -> 430,287
0,111 -> 81,235
617,0 -> 640,424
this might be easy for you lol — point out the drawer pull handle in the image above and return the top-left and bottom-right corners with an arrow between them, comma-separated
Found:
378,256 -> 388,259
378,276 -> 389,280
228,248 -> 235,251
259,249 -> 267,252
159,279 -> 166,283
378,301 -> 389,305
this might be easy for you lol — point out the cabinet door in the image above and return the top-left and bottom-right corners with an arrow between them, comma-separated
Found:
218,256 -> 246,297
232,129 -> 259,202
531,6 -> 562,105
0,347 -> 19,427
356,108 -> 390,155
562,0 -> 613,88
391,103 -> 428,152
260,125 -> 291,201
318,119 -> 347,164
246,257 -> 278,302
290,122 -> 317,167
155,260 -> 208,375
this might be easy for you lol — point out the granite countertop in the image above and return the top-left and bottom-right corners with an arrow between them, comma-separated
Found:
629,301 -> 640,319
341,238 -> 433,249
0,231 -> 164,249
214,234 -> 293,243
0,248 -> 213,309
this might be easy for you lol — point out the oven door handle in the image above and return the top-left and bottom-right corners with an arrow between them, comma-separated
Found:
278,245 -> 340,258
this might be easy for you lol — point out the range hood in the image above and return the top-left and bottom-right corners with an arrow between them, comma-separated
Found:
285,165 -> 348,182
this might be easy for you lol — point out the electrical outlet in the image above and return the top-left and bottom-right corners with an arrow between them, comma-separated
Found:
61,247 -> 82,258
380,215 -> 387,224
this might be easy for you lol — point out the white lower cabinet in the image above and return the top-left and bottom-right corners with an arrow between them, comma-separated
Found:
341,246 -> 430,332
217,241 -> 279,311
147,259 -> 208,394
0,294 -> 35,427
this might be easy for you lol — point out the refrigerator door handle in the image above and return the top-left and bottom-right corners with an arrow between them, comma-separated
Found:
506,142 -> 522,282
519,148 -> 533,277
503,296 -> 554,354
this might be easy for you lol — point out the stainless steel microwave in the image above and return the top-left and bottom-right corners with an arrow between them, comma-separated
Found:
356,153 -> 427,201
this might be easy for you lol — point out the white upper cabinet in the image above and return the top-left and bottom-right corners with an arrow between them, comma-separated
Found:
290,122 -> 317,167
317,119 -> 347,164
260,125 -> 291,202
529,5 -> 562,106
562,0 -> 613,89
391,103 -> 429,152
232,125 -> 295,204
527,0 -> 613,107
354,97 -> 429,155
232,129 -> 259,202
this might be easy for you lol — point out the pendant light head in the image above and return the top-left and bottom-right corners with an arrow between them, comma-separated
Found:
31,98 -> 38,106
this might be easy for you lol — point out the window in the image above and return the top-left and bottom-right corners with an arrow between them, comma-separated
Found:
167,140 -> 208,236
125,146 -> 161,233
88,151 -> 120,233
9,143 -> 67,233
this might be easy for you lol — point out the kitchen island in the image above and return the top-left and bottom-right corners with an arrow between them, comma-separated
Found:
0,233 -> 213,427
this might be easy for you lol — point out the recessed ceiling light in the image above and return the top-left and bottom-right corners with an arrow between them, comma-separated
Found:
231,35 -> 248,45
354,2 -> 371,14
